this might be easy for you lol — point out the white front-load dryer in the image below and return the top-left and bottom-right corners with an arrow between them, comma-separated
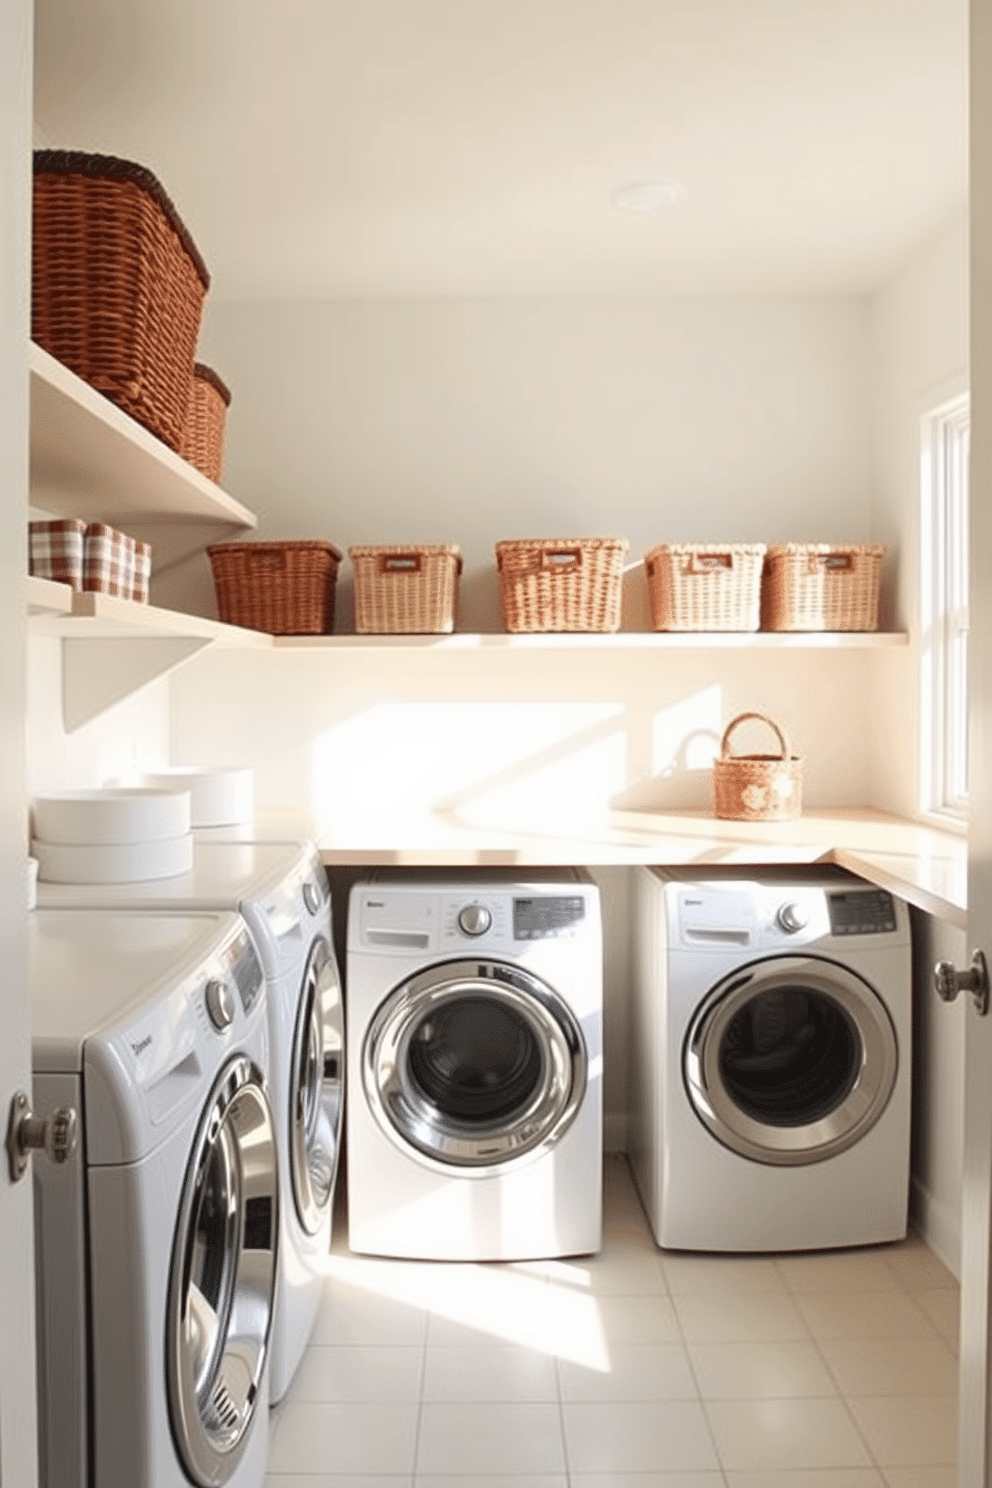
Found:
37,839 -> 344,1403
629,866 -> 912,1252
346,868 -> 603,1260
30,908 -> 278,1488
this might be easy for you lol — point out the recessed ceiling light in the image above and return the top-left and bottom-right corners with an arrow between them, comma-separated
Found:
612,179 -> 687,213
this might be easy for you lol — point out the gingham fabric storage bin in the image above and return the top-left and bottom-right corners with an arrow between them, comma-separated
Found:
644,543 -> 766,631
762,543 -> 885,631
349,544 -> 463,634
83,523 -> 134,598
495,537 -> 628,633
130,540 -> 152,603
29,518 -> 86,590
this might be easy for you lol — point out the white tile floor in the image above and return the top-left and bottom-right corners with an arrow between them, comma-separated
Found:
266,1154 -> 960,1488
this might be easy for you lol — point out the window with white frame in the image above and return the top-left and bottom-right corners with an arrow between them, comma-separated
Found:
920,390 -> 970,822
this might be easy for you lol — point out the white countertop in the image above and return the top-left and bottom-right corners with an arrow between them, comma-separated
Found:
232,805 -> 967,928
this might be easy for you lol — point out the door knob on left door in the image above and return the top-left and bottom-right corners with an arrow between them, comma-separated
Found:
6,1090 -> 77,1182
934,949 -> 991,1016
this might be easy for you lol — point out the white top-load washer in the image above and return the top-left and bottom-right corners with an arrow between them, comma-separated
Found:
37,839 -> 344,1403
30,908 -> 277,1488
347,868 -> 603,1261
629,866 -> 912,1252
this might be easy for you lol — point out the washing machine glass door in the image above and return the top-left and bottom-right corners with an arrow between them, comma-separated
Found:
167,1055 -> 279,1487
364,958 -> 587,1168
684,955 -> 898,1167
290,936 -> 344,1233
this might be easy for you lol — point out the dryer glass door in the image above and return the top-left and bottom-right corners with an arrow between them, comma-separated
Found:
290,935 -> 344,1234
167,1055 -> 278,1487
364,959 -> 586,1168
684,955 -> 898,1166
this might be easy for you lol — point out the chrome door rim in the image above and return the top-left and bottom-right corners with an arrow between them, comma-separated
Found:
684,955 -> 898,1167
167,1055 -> 278,1486
363,959 -> 586,1169
289,936 -> 344,1234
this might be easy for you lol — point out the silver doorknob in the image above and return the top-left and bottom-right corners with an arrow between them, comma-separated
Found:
934,949 -> 990,1016
6,1091 -> 78,1183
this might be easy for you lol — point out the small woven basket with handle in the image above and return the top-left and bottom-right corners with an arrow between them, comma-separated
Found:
712,711 -> 804,821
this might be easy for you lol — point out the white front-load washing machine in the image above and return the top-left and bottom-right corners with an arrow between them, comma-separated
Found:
30,908 -> 278,1488
37,839 -> 344,1403
346,868 -> 603,1260
629,866 -> 912,1252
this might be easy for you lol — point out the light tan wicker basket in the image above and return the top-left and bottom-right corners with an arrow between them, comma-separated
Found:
712,711 -> 803,821
762,543 -> 885,631
495,537 -> 628,633
207,540 -> 342,635
178,363 -> 230,484
32,151 -> 210,452
644,543 -> 766,631
349,544 -> 462,634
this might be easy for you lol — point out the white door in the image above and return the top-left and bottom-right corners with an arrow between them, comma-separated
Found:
0,2 -> 39,1486
958,3 -> 992,1483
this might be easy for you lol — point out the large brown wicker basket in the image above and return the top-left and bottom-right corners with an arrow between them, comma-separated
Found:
762,543 -> 885,631
349,544 -> 462,634
495,537 -> 628,633
712,711 -> 804,821
178,363 -> 230,484
644,543 -> 766,631
32,150 -> 210,452
207,541 -> 342,635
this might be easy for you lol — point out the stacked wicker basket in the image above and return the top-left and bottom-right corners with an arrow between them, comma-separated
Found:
32,150 -> 231,484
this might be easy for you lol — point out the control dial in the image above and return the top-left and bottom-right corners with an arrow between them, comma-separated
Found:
205,978 -> 236,1030
457,903 -> 492,938
303,879 -> 321,915
776,901 -> 809,934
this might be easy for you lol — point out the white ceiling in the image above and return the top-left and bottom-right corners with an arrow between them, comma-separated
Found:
32,0 -> 967,301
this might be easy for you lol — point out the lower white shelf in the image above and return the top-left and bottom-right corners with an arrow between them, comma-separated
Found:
274,629 -> 909,650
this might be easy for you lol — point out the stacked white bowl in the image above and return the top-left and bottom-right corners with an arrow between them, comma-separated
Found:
108,766 -> 253,828
31,788 -> 194,883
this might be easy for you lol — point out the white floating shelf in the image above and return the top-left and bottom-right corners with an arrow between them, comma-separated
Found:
273,630 -> 908,651
29,342 -> 257,529
25,574 -> 74,617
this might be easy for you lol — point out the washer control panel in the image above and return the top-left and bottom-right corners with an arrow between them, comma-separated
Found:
827,888 -> 898,936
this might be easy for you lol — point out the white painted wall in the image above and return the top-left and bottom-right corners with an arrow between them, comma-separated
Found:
865,209 -> 969,1272
159,294 -> 876,625
26,636 -> 171,800
867,210 -> 969,818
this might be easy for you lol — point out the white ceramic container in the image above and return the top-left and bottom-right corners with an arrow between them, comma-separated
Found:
31,834 -> 194,884
116,767 -> 254,827
32,788 -> 192,845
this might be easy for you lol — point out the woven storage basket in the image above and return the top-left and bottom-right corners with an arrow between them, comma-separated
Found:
712,712 -> 804,821
349,544 -> 463,634
763,543 -> 885,632
644,543 -> 766,631
32,150 -> 210,451
207,541 -> 342,635
178,363 -> 230,483
495,537 -> 628,633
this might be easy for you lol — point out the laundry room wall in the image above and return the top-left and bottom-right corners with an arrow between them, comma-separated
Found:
25,636 -> 170,798
865,208 -> 969,1275
165,290 -> 880,1151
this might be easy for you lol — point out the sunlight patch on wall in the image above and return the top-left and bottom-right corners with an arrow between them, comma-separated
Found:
311,701 -> 626,835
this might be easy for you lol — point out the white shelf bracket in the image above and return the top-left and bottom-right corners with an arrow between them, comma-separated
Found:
61,635 -> 211,731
